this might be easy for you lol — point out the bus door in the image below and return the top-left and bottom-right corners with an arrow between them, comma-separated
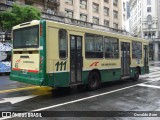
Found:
121,42 -> 130,76
70,35 -> 83,84
144,45 -> 149,73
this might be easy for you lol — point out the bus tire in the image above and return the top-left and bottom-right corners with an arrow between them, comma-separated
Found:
133,69 -> 139,81
88,71 -> 100,90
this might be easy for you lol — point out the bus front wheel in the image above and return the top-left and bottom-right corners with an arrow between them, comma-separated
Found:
88,71 -> 100,90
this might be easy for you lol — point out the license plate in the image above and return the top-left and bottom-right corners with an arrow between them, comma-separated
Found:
22,69 -> 27,74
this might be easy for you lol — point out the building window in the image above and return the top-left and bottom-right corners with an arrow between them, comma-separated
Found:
93,3 -> 99,13
93,17 -> 99,24
113,0 -> 118,6
65,0 -> 73,5
158,44 -> 160,52
132,41 -> 142,59
25,1 -> 33,6
113,10 -> 118,19
123,2 -> 126,11
80,0 -> 87,9
113,23 -> 118,29
104,20 -> 109,27
6,0 -> 15,5
104,37 -> 119,58
46,8 -> 54,14
148,25 -> 152,29
149,44 -> 154,61
123,14 -> 125,21
85,34 -> 103,58
65,10 -> 73,18
152,32 -> 155,38
147,7 -> 151,12
104,0 -> 109,3
59,29 -> 67,58
104,7 -> 109,16
147,15 -> 152,21
80,14 -> 87,21
147,0 -> 151,5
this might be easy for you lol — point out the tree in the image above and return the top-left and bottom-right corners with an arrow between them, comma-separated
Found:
0,4 -> 41,31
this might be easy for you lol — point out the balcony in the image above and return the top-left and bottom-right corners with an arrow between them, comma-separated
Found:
0,0 -> 14,6
46,0 -> 60,8
0,1 -> 12,12
41,11 -> 65,20
25,0 -> 60,8
0,0 -> 6,4
129,0 -> 137,10
25,0 -> 44,5
6,1 -> 15,5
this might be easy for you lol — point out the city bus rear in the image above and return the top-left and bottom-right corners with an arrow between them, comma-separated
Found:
10,20 -> 46,86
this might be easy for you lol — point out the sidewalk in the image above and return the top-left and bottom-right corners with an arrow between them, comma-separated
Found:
149,61 -> 160,65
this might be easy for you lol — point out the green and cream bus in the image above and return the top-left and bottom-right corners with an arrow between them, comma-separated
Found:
10,19 -> 149,90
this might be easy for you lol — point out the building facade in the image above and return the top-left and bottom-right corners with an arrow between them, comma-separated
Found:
122,0 -> 130,31
0,0 -> 123,30
60,0 -> 122,29
129,0 -> 160,61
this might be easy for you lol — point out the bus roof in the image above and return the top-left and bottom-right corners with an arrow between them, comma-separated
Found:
12,19 -> 148,44
45,19 -> 148,44
12,20 -> 40,30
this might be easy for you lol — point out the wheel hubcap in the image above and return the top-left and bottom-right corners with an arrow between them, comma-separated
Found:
90,76 -> 97,87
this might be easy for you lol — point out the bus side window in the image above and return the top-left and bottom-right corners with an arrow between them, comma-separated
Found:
59,29 -> 67,59
104,37 -> 119,58
85,33 -> 103,58
132,41 -> 142,59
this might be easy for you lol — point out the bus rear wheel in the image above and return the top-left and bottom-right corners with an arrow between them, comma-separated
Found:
88,71 -> 100,90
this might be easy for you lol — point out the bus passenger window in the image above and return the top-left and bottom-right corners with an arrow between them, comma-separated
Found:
59,29 -> 67,59
85,34 -> 103,58
132,41 -> 142,59
104,37 -> 119,58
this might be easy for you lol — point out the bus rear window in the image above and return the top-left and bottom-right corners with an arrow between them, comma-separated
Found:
13,25 -> 39,48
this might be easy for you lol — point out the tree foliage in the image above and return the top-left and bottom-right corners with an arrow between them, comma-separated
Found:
0,4 -> 41,31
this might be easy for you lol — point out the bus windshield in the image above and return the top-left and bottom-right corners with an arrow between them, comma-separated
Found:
13,25 -> 39,48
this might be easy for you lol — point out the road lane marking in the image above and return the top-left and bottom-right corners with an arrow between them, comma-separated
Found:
150,71 -> 160,74
31,79 -> 160,112
140,71 -> 160,77
138,83 -> 160,89
0,95 -> 37,104
0,86 -> 40,94
149,66 -> 160,69
148,74 -> 160,78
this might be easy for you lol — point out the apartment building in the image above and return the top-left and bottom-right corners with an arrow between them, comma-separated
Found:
122,0 -> 130,31
129,0 -> 160,61
60,0 -> 122,29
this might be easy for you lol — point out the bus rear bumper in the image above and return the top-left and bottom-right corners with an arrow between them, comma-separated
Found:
10,74 -> 43,86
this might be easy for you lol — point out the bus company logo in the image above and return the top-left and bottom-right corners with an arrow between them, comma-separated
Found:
90,61 -> 99,67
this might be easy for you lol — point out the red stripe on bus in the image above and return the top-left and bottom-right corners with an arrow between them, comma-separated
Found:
28,70 -> 39,73
13,68 -> 20,71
